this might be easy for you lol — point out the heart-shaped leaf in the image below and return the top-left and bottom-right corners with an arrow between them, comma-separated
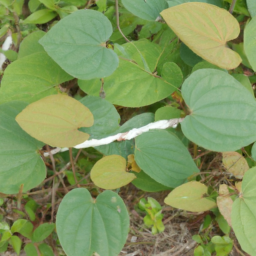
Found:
16,94 -> 94,147
161,2 -> 241,69
135,130 -> 199,188
0,102 -> 45,194
181,69 -> 256,151
232,167 -> 256,255
56,188 -> 129,256
164,181 -> 217,212
91,155 -> 136,189
39,9 -> 119,80
79,40 -> 181,107
122,0 -> 168,21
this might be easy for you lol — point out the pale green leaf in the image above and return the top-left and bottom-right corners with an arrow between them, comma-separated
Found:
232,167 -> 256,255
56,188 -> 129,256
164,181 -> 217,212
39,10 -> 119,80
247,0 -> 256,17
244,17 -> 256,71
181,69 -> 256,151
0,52 -> 73,105
122,0 -> 168,21
161,2 -> 242,69
91,155 -> 136,189
16,94 -> 94,147
135,130 -> 199,188
0,102 -> 45,194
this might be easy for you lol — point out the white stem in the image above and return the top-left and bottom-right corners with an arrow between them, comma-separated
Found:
0,34 -> 12,70
43,118 -> 184,157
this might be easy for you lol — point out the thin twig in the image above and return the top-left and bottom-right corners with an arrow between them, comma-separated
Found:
69,148 -> 80,187
115,0 -> 130,42
229,0 -> 237,13
233,242 -> 246,256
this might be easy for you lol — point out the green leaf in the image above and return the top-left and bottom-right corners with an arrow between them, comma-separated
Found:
11,219 -> 33,239
181,69 -> 256,152
0,52 -> 72,105
231,43 -> 252,69
24,243 -> 38,256
168,0 -> 223,7
23,9 -> 57,24
79,96 -> 120,140
232,167 -> 256,255
79,40 -> 180,107
39,0 -> 57,10
0,102 -> 45,194
96,0 -> 106,12
251,142 -> 256,161
161,2 -> 241,70
9,236 -> 22,255
155,106 -> 182,121
16,94 -> 94,147
25,200 -> 38,221
91,155 -> 136,189
180,43 -> 202,67
247,0 -> 256,17
122,0 -> 168,21
211,236 -> 233,256
28,0 -> 41,12
38,243 -> 54,256
32,223 -> 55,242
135,130 -> 199,188
56,188 -> 129,256
132,170 -> 171,192
39,10 -> 119,80
164,181 -> 217,212
232,74 -> 254,95
244,17 -> 256,71
0,49 -> 18,61
18,31 -> 46,59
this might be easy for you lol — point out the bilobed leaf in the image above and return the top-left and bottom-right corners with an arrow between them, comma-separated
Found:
0,52 -> 72,105
56,188 -> 129,256
161,2 -> 241,69
39,10 -> 119,80
0,102 -> 45,194
79,40 -> 180,107
168,0 -> 223,7
181,69 -> 256,152
247,0 -> 256,17
217,184 -> 232,227
18,31 -> 45,59
16,94 -> 94,147
164,181 -> 217,212
232,167 -> 256,255
23,9 -> 57,24
135,130 -> 199,188
244,17 -> 256,71
79,96 -> 120,140
222,152 -> 249,179
91,155 -> 136,189
122,0 -> 168,21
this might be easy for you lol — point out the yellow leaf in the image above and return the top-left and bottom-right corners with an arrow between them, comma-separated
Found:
161,3 -> 242,70
16,94 -> 93,147
127,154 -> 141,173
217,184 -> 233,227
164,181 -> 217,212
91,155 -> 136,189
222,152 -> 249,179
